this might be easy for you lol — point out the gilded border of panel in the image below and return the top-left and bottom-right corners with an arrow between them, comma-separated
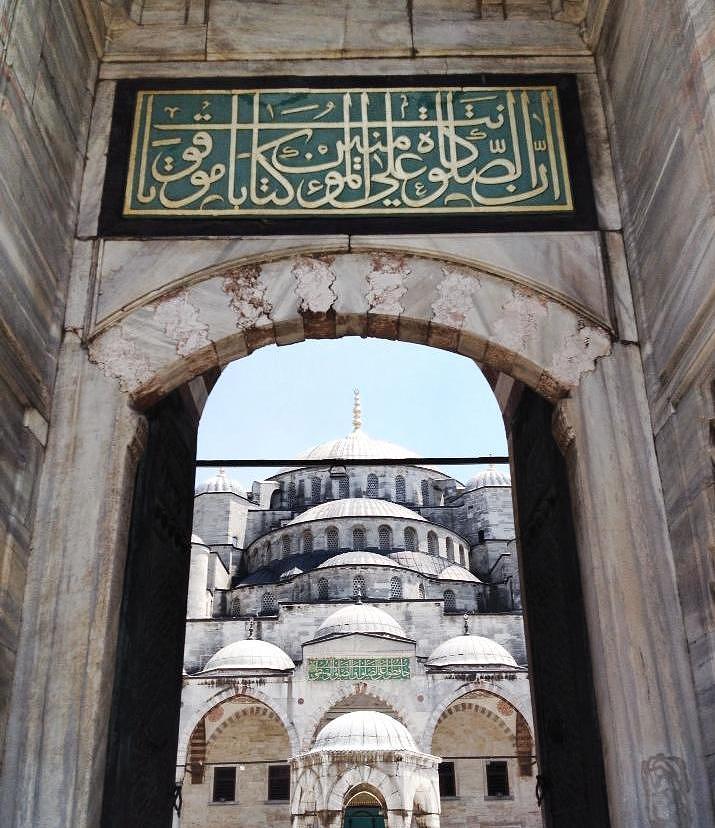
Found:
123,86 -> 573,218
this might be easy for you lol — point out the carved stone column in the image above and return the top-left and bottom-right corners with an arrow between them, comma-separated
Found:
0,334 -> 145,828
566,342 -> 715,827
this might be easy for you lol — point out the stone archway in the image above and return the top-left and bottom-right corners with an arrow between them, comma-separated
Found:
1,245 -> 711,828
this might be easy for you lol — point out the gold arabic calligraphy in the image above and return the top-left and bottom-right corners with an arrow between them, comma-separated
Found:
124,86 -> 573,216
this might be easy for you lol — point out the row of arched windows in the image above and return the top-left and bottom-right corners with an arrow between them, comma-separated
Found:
240,584 -> 461,615
284,473 -> 438,505
257,526 -> 467,566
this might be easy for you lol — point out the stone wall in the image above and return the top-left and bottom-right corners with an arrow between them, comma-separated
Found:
591,0 -> 715,791
0,0 -> 102,765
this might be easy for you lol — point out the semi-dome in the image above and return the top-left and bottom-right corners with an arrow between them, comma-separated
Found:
314,604 -> 406,640
289,497 -> 426,525
439,564 -> 482,583
318,550 -> 405,569
466,465 -> 511,490
201,638 -> 295,674
310,711 -> 417,753
195,468 -> 246,497
426,635 -> 518,670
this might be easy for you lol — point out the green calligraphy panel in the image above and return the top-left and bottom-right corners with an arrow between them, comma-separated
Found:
307,657 -> 411,681
124,86 -> 573,217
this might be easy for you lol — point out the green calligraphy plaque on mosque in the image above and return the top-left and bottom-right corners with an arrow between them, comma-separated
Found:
307,657 -> 411,681
123,86 -> 573,217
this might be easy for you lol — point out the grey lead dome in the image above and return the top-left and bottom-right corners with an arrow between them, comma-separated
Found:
310,711 -> 417,753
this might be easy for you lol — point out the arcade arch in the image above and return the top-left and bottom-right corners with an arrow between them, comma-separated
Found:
4,243 -> 709,828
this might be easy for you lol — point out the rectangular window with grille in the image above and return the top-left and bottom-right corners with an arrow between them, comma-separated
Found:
438,761 -> 456,797
268,764 -> 291,801
486,760 -> 510,797
212,766 -> 236,802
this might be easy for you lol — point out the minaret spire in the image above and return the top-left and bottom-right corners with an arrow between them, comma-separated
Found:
352,388 -> 362,432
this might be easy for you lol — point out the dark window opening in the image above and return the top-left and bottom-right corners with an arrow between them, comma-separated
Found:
438,761 -> 456,797
486,760 -> 509,797
268,764 -> 290,801
213,766 -> 236,802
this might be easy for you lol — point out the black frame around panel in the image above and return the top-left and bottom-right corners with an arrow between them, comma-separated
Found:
99,74 -> 597,237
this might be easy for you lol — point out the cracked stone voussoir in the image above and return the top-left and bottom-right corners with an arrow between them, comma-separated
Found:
292,255 -> 338,314
365,252 -> 411,316
548,321 -> 612,388
222,264 -> 273,331
431,265 -> 480,329
153,291 -> 210,357
88,325 -> 154,392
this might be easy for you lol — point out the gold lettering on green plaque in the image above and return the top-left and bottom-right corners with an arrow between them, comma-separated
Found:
124,87 -> 573,217
307,657 -> 411,681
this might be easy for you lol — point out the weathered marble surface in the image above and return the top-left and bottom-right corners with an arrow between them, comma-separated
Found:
594,0 -> 715,802
92,234 -> 611,334
0,0 -> 100,773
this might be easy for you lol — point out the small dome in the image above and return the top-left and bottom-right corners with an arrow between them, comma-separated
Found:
289,498 -> 425,526
201,639 -> 295,674
318,551 -> 405,569
311,711 -> 417,753
466,465 -> 511,490
191,533 -> 207,546
195,468 -> 246,497
314,604 -> 406,640
426,635 -> 518,670
439,564 -> 482,583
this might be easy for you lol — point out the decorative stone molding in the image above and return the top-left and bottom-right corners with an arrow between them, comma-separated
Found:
642,753 -> 692,827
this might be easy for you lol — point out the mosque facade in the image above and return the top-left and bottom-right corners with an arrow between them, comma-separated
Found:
178,395 -> 538,828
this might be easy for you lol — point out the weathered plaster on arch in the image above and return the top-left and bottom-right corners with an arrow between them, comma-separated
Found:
153,290 -> 210,356
292,255 -> 338,313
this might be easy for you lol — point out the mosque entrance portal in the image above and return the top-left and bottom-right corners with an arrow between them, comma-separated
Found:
343,791 -> 387,828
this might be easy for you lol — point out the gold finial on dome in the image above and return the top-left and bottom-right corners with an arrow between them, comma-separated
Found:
352,388 -> 362,432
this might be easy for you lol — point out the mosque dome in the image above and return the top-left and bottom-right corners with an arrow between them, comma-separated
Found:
310,711 -> 417,753
286,390 -> 440,472
195,467 -> 246,497
288,498 -> 426,525
314,604 -> 406,640
426,635 -> 518,670
466,465 -> 511,490
318,550 -> 405,569
201,638 -> 295,674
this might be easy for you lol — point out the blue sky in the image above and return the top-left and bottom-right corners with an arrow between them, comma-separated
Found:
196,337 -> 508,489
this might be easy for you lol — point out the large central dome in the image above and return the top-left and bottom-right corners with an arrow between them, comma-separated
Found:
297,428 -> 418,463
288,497 -> 426,525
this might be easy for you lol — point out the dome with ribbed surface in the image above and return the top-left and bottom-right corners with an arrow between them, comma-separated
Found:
201,639 -> 295,674
318,551 -> 405,569
289,498 -> 425,525
466,465 -> 511,490
195,468 -> 246,497
310,711 -> 417,753
314,604 -> 406,640
426,635 -> 518,669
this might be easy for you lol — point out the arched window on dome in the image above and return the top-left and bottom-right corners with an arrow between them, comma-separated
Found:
427,530 -> 438,556
443,589 -> 456,612
460,547 -> 467,567
445,537 -> 454,561
390,576 -> 402,600
317,578 -> 329,600
378,525 -> 392,551
418,582 -> 426,599
287,482 -> 296,510
395,475 -> 406,502
366,473 -> 379,498
352,527 -> 366,551
404,526 -> 417,552
281,535 -> 292,556
326,526 -> 339,551
261,592 -> 277,615
311,477 -> 321,503
230,596 -> 240,617
421,479 -> 430,505
353,575 -> 366,599
338,477 -> 350,499
324,479 -> 333,501
302,530 -> 313,554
